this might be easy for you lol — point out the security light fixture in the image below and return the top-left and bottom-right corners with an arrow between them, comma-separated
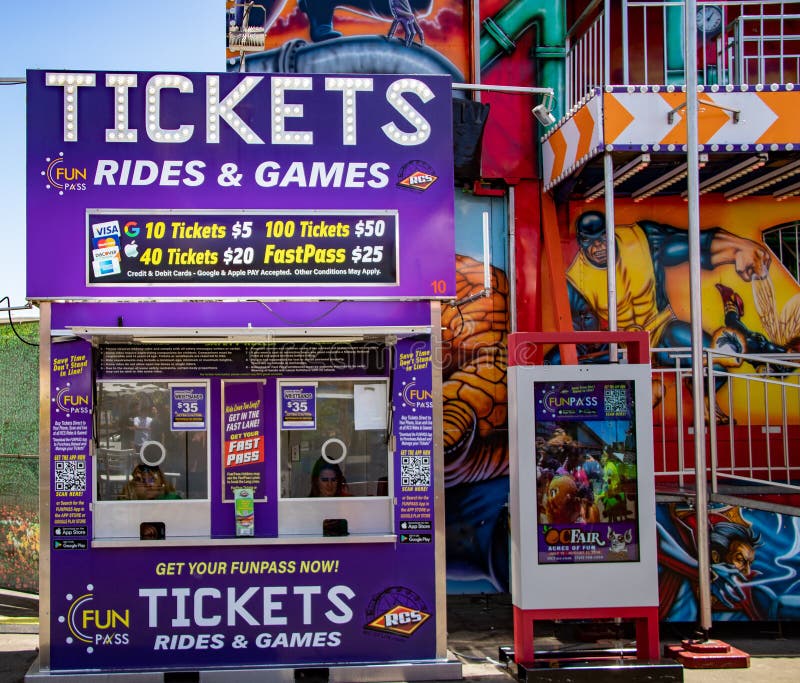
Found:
532,103 -> 556,126
532,92 -> 557,127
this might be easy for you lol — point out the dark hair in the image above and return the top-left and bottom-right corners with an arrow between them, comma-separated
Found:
308,458 -> 346,497
710,521 -> 761,556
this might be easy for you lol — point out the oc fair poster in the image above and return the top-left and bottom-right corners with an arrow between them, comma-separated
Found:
534,379 -> 640,564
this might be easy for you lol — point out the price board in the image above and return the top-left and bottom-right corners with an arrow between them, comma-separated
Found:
170,384 -> 206,430
27,70 -> 455,301
87,210 -> 398,286
280,384 -> 316,429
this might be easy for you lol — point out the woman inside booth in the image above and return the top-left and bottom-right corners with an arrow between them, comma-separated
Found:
119,463 -> 182,500
308,458 -> 350,497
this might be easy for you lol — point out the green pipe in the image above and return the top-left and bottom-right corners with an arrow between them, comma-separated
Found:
665,5 -> 685,85
480,0 -> 566,120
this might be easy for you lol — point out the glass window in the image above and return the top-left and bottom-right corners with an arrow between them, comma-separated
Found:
763,221 -> 800,284
95,381 -> 209,501
279,379 -> 390,499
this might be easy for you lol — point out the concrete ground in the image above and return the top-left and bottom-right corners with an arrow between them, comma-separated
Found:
3,592 -> 800,682
446,595 -> 800,683
0,588 -> 38,683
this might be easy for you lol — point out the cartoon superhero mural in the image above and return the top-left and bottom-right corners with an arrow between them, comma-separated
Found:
657,503 -> 800,622
226,0 -> 469,77
296,0 -> 432,45
554,201 -> 800,617
555,200 -> 800,426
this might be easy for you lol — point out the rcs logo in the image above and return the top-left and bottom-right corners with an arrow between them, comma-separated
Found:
397,161 -> 438,192
364,587 -> 431,638
62,586 -> 131,652
366,605 -> 430,637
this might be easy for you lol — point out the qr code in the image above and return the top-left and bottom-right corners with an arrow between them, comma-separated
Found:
604,386 -> 628,416
54,460 -> 87,492
401,455 -> 431,487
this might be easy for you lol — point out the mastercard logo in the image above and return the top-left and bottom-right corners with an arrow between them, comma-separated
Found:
97,237 -> 117,249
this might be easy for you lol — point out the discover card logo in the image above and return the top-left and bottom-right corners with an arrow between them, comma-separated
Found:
90,220 -> 122,277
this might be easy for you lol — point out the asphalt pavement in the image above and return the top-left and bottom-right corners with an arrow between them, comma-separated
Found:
3,592 -> 800,682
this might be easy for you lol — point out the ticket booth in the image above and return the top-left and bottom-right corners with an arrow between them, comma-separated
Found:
27,69 -> 459,680
507,332 -> 661,678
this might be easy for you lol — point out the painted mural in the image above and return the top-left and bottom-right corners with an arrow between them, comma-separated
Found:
658,503 -> 800,622
226,0 -> 470,78
442,194 -> 511,593
556,198 -> 800,427
226,4 -> 515,593
223,3 -> 800,609
555,198 -> 800,620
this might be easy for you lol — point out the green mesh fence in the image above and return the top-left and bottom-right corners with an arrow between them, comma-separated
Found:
0,321 -> 39,455
0,457 -> 39,593
0,321 -> 40,593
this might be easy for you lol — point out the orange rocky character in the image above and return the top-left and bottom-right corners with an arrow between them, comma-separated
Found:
441,255 -> 509,486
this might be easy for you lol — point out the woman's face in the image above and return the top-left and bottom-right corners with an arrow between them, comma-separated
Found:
133,467 -> 163,499
317,468 -> 339,497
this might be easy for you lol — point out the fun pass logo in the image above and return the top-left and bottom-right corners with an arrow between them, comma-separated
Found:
396,161 -> 438,192
61,585 -> 131,652
398,380 -> 432,410
538,386 -> 599,417
42,152 -> 87,194
53,384 -> 90,415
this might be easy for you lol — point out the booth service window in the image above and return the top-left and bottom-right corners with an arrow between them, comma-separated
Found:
95,381 -> 209,501
279,379 -> 390,499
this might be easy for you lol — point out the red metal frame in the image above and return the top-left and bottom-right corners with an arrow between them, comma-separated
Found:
513,605 -> 661,665
508,331 -> 651,366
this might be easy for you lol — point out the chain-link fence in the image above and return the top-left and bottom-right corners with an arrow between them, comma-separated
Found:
0,321 -> 39,593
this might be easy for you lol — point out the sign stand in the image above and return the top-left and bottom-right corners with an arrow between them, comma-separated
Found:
507,332 -> 667,678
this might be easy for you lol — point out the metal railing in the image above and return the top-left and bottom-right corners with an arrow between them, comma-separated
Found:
652,346 -> 800,505
566,6 -> 606,114
565,2 -> 800,113
707,349 -> 800,493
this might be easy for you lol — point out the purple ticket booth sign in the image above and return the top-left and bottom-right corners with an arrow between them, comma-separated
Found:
29,70 -> 456,679
26,70 -> 455,301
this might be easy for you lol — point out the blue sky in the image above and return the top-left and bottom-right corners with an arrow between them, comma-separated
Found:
0,1 -> 221,318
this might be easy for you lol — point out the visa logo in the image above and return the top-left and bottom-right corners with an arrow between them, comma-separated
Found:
92,222 -> 120,239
